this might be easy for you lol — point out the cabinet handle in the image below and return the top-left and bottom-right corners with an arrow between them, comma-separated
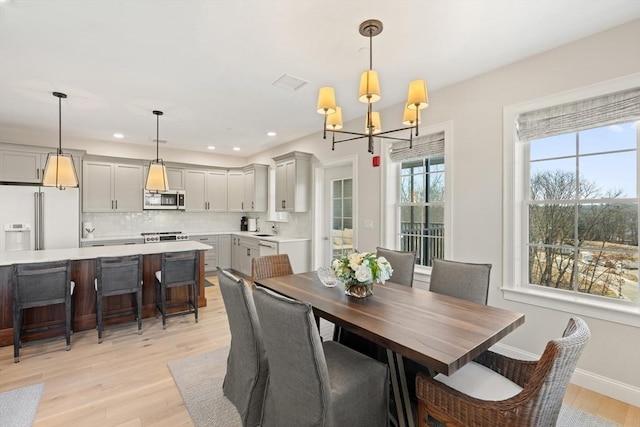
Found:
36,168 -> 40,180
252,201 -> 254,209
111,200 -> 114,209
115,200 -> 118,210
242,202 -> 244,210
247,248 -> 250,256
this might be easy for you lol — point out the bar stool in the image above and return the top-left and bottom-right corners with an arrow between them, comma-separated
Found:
95,255 -> 143,343
155,251 -> 199,329
12,259 -> 74,363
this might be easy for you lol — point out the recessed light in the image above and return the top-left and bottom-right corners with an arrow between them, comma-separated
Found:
267,131 -> 277,137
233,147 -> 240,151
207,146 -> 216,150
113,133 -> 124,139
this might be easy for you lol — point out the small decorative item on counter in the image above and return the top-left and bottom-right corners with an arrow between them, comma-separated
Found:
331,250 -> 393,298
83,222 -> 95,239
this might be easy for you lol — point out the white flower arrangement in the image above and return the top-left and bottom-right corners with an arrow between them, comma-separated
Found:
331,251 -> 393,285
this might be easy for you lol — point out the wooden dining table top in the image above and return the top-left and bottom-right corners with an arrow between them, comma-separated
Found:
254,271 -> 525,376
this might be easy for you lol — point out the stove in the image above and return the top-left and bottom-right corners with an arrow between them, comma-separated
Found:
141,231 -> 190,243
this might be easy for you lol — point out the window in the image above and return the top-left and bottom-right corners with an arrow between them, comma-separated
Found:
331,178 -> 353,257
503,75 -> 639,325
383,125 -> 451,269
528,124 -> 638,302
399,156 -> 445,266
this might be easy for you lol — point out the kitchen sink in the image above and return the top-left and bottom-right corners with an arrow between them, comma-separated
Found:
253,234 -> 274,237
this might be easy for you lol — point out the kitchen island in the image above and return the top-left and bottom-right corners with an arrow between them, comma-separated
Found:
0,241 -> 211,347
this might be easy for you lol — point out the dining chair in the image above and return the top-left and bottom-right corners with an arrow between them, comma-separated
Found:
416,317 -> 591,427
12,259 -> 74,362
376,247 -> 416,287
95,255 -> 143,343
253,285 -> 389,427
155,250 -> 199,329
217,268 -> 268,427
251,254 -> 293,283
429,258 -> 492,304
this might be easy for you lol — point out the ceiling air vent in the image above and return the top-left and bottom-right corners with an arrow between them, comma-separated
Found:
272,74 -> 309,91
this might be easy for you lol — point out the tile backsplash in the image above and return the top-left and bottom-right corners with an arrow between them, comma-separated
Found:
82,211 -> 311,238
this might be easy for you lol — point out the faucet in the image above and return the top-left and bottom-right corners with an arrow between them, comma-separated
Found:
271,222 -> 278,235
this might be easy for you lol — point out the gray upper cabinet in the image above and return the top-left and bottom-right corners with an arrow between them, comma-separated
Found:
273,152 -> 312,212
243,164 -> 268,212
83,160 -> 143,212
227,170 -> 244,212
185,169 -> 228,212
0,145 -> 82,185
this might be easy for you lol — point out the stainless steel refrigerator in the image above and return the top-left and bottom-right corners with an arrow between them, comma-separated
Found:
0,184 -> 80,251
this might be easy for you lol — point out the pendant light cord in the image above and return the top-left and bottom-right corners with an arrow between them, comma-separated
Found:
156,113 -> 160,161
58,95 -> 62,155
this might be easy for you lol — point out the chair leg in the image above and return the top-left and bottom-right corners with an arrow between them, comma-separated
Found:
13,307 -> 22,363
161,283 -> 167,330
97,294 -> 103,344
193,282 -> 198,323
136,288 -> 142,335
65,298 -> 71,351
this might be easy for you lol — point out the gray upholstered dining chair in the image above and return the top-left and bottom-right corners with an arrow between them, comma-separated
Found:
217,268 -> 268,427
95,255 -> 143,343
416,317 -> 591,427
376,247 -> 416,287
253,285 -> 389,427
12,259 -> 74,362
429,258 -> 492,304
155,250 -> 199,329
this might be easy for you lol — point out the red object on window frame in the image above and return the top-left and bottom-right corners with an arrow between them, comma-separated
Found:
372,156 -> 380,167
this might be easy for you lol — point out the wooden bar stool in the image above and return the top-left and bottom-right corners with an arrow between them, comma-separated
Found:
95,255 -> 143,343
155,251 -> 199,329
12,259 -> 74,362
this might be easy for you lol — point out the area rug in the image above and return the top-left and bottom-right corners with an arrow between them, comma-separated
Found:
169,348 -> 620,427
0,382 -> 44,427
204,279 -> 215,287
168,346 -> 241,427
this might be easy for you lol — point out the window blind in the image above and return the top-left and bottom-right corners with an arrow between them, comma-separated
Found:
516,87 -> 640,141
389,131 -> 444,162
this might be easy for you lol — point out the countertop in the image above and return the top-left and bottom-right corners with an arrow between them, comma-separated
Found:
80,231 -> 310,244
0,241 -> 212,266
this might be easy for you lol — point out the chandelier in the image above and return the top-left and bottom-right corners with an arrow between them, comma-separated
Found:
316,19 -> 428,155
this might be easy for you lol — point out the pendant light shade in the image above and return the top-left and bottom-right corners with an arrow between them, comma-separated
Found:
364,111 -> 381,135
358,70 -> 381,103
145,110 -> 169,193
42,92 -> 79,189
402,104 -> 421,126
316,87 -> 337,114
407,79 -> 429,110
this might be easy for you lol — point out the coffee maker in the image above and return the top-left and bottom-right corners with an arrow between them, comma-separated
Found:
240,216 -> 248,231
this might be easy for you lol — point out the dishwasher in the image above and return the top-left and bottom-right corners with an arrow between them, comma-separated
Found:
258,240 -> 278,256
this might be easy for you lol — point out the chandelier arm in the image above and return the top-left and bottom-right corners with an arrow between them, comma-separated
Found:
323,113 -> 327,140
415,109 -> 419,137
332,132 -> 336,151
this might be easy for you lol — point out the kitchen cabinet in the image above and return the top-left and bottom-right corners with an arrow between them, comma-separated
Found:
230,236 -> 259,277
192,235 -> 219,274
273,152 -> 312,212
243,164 -> 268,212
83,160 -> 143,212
227,170 -> 244,212
185,169 -> 228,212
219,234 -> 231,269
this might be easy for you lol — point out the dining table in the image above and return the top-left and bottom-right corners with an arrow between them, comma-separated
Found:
254,271 -> 525,427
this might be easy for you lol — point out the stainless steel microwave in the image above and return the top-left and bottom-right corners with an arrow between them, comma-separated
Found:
143,190 -> 186,210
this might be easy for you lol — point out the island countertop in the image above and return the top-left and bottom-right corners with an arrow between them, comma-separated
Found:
0,241 -> 211,267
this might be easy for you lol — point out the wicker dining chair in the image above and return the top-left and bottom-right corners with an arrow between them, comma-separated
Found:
415,317 -> 591,427
251,254 -> 293,283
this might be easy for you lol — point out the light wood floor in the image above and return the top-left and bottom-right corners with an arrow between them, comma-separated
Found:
0,277 -> 638,426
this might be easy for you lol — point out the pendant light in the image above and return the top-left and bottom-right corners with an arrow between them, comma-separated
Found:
42,92 -> 79,189
145,110 -> 169,192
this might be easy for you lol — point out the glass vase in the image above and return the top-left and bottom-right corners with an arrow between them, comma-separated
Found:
344,280 -> 373,298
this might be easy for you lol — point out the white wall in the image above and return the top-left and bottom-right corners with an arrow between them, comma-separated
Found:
250,20 -> 640,404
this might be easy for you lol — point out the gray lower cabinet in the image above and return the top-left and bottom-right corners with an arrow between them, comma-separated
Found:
193,234 -> 231,274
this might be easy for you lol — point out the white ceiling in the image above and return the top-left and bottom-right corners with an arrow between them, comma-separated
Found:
1,0 -> 639,157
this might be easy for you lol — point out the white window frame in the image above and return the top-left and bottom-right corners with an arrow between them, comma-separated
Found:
503,73 -> 640,327
382,120 -> 453,278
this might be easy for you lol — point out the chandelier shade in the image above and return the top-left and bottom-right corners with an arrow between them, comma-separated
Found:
402,104 -> 421,126
316,19 -> 429,154
42,92 -> 79,189
145,110 -> 169,193
358,70 -> 381,103
326,106 -> 343,130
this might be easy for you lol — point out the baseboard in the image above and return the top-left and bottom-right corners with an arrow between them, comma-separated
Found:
492,342 -> 640,407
